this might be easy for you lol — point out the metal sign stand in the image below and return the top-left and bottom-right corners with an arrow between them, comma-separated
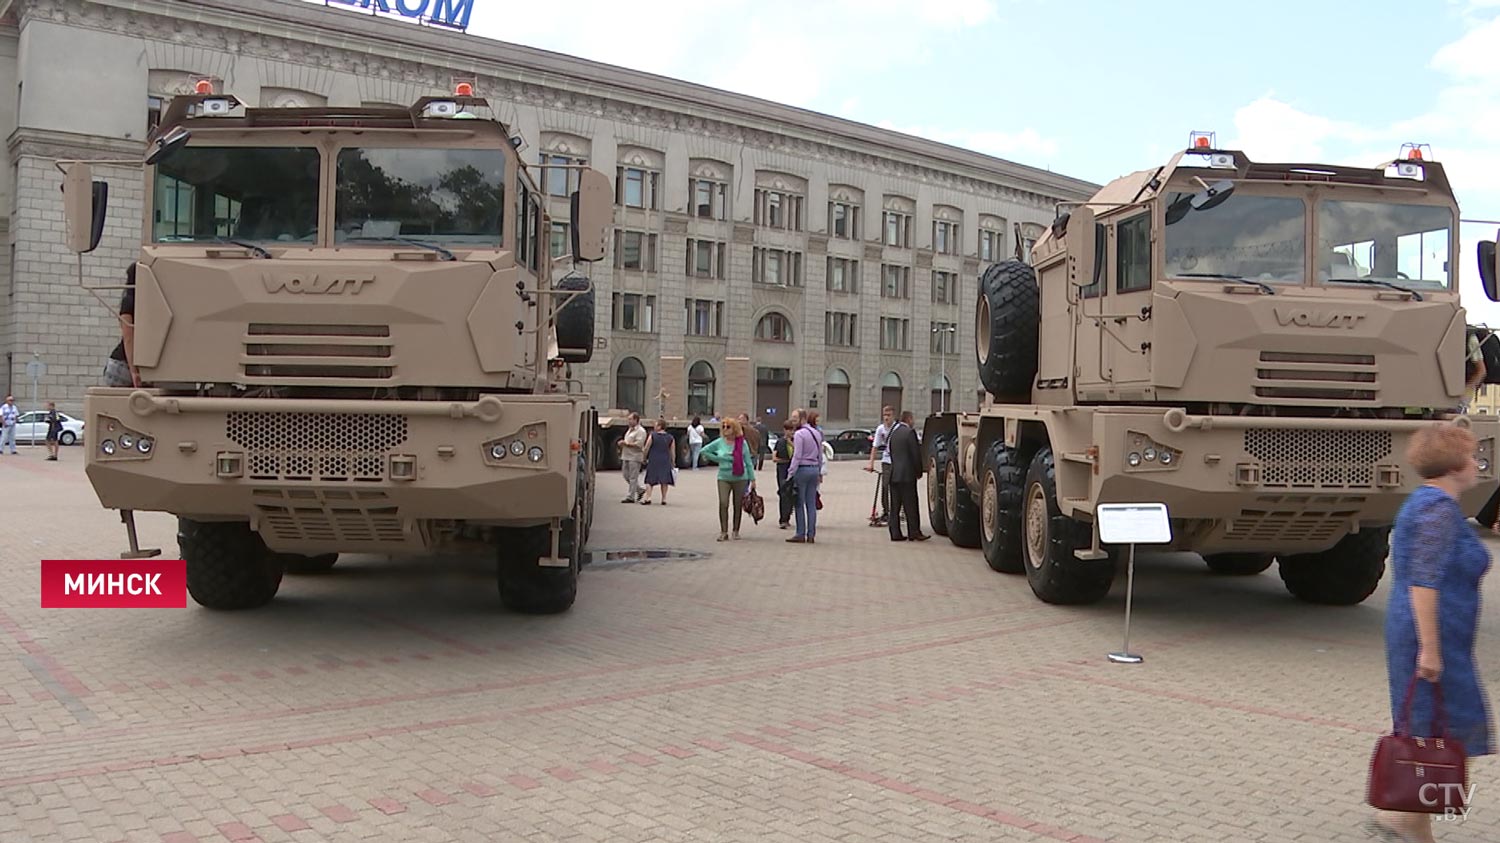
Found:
25,356 -> 44,447
1095,503 -> 1172,665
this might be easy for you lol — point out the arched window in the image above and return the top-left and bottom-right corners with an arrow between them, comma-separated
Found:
826,368 -> 851,421
754,312 -> 794,343
880,371 -> 904,415
687,360 -> 716,417
615,357 -> 646,414
930,374 -> 952,415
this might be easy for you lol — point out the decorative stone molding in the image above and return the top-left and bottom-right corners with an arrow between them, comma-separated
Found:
662,215 -> 688,235
755,170 -> 807,193
618,145 -> 664,170
883,195 -> 915,214
979,213 -> 1005,231
259,86 -> 326,108
7,127 -> 144,161
828,183 -> 864,204
805,235 -> 828,255
540,132 -> 591,159
688,158 -> 730,181
933,204 -> 962,222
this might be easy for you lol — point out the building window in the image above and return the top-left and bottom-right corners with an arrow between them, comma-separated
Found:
539,153 -> 586,197
616,357 -> 647,415
550,222 -> 570,259
617,166 -> 661,210
1021,234 -> 1038,264
147,95 -> 165,133
828,200 -> 860,240
614,230 -> 658,271
883,210 -> 912,248
826,257 -> 859,294
930,374 -> 952,415
826,368 -> 851,420
880,371 -> 904,415
754,188 -> 804,231
687,360 -> 716,417
979,227 -> 1004,262
825,311 -> 858,347
754,247 -> 803,287
755,312 -> 794,343
929,321 -> 958,355
880,317 -> 910,351
934,220 -> 959,255
685,298 -> 725,337
931,270 -> 959,305
686,238 -> 727,279
612,293 -> 656,333
691,178 -> 728,220
881,264 -> 910,299
1116,214 -> 1152,293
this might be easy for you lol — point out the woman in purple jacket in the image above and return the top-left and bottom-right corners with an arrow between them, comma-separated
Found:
786,415 -> 824,544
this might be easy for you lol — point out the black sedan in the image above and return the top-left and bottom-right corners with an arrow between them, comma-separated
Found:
828,428 -> 874,456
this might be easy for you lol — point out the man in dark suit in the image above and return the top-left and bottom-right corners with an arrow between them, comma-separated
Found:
886,410 -> 929,542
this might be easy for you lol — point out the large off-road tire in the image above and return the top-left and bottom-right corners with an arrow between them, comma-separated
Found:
979,440 -> 1027,574
280,552 -> 339,575
597,427 -> 623,472
497,514 -> 581,614
975,261 -> 1041,402
1277,527 -> 1390,606
179,518 -> 284,610
1203,552 -> 1274,576
926,434 -> 952,536
554,274 -> 595,364
943,446 -> 982,549
1021,448 -> 1115,605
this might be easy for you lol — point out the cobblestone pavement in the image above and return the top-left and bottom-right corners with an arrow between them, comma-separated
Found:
1,444 -> 1498,842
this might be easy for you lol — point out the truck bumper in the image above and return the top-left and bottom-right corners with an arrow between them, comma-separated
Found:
1077,410 -> 1500,554
82,389 -> 584,554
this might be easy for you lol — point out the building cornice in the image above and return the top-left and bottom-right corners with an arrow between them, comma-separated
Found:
6,126 -> 143,161
5,0 -> 1098,209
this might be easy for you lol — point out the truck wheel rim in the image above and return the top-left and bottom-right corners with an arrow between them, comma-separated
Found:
982,474 -> 997,543
976,295 -> 992,365
927,459 -> 937,504
945,470 -> 957,522
1025,484 -> 1047,570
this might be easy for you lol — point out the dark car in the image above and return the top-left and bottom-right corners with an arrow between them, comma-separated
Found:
828,428 -> 873,456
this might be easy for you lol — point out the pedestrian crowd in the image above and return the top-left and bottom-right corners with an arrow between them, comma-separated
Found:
616,403 -> 931,545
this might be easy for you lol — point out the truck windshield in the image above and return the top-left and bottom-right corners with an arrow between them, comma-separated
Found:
334,148 -> 506,246
1163,192 -> 1306,284
1316,200 -> 1453,291
152,146 -> 320,244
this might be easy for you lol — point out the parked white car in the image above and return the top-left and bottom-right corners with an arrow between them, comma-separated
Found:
13,410 -> 84,445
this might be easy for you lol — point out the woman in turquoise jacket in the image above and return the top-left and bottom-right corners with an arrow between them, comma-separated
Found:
700,418 -> 757,541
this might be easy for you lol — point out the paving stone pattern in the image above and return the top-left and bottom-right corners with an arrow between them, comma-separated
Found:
1,449 -> 1498,841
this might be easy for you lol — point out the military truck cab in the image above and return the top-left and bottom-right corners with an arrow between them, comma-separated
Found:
930,135 -> 1500,606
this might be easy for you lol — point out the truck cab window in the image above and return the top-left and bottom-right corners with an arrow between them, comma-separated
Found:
1080,223 -> 1106,299
334,147 -> 505,246
152,146 -> 320,244
1316,200 -> 1453,290
1163,192 -> 1305,284
1116,214 -> 1151,293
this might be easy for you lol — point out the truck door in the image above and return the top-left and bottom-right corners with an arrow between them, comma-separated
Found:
1072,222 -> 1110,398
1106,212 -> 1154,392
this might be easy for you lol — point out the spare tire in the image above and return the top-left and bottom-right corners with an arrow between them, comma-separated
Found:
555,274 -> 594,363
975,261 -> 1040,402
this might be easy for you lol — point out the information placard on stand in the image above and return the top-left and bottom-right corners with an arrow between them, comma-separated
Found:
1096,503 -> 1172,664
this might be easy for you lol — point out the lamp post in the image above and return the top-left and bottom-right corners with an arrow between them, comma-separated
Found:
932,324 -> 956,412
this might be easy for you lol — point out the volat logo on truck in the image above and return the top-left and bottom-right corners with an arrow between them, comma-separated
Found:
1273,307 -> 1365,329
262,273 -> 375,295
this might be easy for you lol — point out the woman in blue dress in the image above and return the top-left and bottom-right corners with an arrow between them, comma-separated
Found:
640,418 -> 677,505
1371,422 -> 1494,843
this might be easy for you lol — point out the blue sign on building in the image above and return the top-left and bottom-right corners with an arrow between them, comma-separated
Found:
325,0 -> 475,31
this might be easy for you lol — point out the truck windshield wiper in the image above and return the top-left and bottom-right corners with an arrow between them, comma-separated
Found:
1175,272 -> 1276,295
1325,276 -> 1423,301
345,236 -> 455,261
199,236 -> 271,258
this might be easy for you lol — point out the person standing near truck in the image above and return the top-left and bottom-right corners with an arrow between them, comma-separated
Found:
619,413 -> 647,503
687,416 -> 705,469
865,405 -> 895,526
43,402 -> 62,460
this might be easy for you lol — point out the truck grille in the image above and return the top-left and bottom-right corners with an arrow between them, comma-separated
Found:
1254,351 -> 1378,403
1222,495 -> 1363,544
242,323 -> 393,380
1244,428 -> 1391,488
253,489 -> 409,545
227,411 -> 409,481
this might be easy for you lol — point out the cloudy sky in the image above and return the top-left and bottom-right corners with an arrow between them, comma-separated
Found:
325,0 -> 1500,318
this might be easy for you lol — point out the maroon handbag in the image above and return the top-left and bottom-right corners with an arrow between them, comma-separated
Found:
1366,677 -> 1468,814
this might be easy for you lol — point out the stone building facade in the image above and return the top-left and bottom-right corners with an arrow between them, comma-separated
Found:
0,0 -> 1097,425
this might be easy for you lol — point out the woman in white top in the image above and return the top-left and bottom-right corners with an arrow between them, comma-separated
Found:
687,416 -> 706,469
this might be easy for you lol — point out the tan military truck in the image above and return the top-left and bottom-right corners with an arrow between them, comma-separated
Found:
60,82 -> 611,614
922,136 -> 1500,606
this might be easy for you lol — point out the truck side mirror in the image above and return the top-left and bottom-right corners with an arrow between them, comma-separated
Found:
62,163 -> 107,254
1481,238 -> 1499,303
569,168 -> 611,263
1064,204 -> 1096,287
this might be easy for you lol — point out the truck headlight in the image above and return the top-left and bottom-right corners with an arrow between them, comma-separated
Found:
510,440 -> 525,457
528,446 -> 544,463
490,442 -> 507,460
1125,431 -> 1180,471
137,437 -> 153,454
101,439 -> 116,455
95,416 -> 153,461
1127,452 -> 1142,467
